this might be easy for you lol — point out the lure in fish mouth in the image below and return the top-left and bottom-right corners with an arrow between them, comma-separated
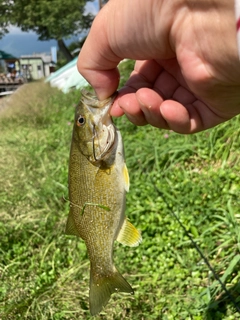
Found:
92,121 -> 116,162
67,89 -> 142,316
74,89 -> 118,165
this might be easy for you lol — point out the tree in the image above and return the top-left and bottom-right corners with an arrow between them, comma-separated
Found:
0,1 -> 11,38
10,0 -> 94,61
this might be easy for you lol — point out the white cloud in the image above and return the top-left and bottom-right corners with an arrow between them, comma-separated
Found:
8,25 -> 35,35
85,0 -> 99,15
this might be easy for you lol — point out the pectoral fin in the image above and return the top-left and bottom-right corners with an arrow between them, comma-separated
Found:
117,218 -> 142,247
123,163 -> 130,192
65,211 -> 79,237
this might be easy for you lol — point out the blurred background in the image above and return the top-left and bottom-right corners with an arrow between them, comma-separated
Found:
0,0 -> 108,95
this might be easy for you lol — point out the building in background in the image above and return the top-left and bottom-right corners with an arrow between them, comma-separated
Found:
0,48 -> 57,96
19,52 -> 56,80
0,50 -> 20,73
0,50 -> 24,95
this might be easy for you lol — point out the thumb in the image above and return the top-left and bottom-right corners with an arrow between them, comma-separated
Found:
77,5 -> 121,100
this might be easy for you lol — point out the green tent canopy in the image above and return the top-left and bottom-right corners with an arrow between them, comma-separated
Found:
0,50 -> 17,60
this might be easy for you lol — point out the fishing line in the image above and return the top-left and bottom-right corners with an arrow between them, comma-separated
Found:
63,196 -> 110,214
92,124 -> 98,162
152,182 -> 240,314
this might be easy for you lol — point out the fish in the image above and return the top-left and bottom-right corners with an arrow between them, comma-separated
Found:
66,90 -> 142,316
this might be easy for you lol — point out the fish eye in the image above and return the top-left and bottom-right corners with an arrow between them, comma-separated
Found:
77,115 -> 85,127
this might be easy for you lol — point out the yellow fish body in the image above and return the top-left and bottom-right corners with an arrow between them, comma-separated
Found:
66,90 -> 141,316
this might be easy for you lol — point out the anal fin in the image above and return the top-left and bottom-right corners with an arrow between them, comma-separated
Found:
117,218 -> 142,247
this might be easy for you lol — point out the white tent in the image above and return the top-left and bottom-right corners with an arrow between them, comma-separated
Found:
46,56 -> 88,93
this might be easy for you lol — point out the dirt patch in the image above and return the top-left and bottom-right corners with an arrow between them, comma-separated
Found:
0,95 -> 11,113
0,85 -> 27,115
0,82 -> 56,118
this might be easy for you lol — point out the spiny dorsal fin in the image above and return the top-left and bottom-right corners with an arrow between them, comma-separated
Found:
65,211 -> 79,237
123,163 -> 130,192
117,219 -> 142,247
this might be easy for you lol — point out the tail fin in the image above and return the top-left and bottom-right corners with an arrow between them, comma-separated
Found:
89,266 -> 134,316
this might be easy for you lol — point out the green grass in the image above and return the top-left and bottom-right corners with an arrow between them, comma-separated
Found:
0,63 -> 240,320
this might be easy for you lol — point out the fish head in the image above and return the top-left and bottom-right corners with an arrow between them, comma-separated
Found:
73,90 -> 117,165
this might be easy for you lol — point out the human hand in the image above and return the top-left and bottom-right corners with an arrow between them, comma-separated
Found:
77,0 -> 240,133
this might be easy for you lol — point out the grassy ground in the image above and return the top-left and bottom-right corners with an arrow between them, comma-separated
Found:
0,62 -> 240,320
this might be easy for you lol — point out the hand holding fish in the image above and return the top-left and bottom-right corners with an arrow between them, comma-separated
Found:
78,0 -> 240,134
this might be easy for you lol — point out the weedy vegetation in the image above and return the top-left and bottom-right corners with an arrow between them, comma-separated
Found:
0,61 -> 240,320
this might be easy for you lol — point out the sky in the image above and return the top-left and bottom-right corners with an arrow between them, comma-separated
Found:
0,1 -> 99,58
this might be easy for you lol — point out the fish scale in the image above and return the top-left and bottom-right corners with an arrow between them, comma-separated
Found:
66,90 -> 142,316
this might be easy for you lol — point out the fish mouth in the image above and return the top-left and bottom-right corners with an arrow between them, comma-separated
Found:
81,90 -> 118,163
92,123 -> 116,162
82,90 -> 117,111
